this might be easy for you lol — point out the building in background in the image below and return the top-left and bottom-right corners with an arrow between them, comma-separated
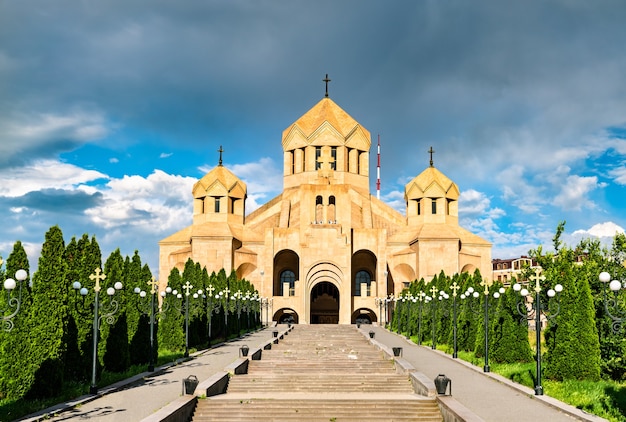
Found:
159,91 -> 492,324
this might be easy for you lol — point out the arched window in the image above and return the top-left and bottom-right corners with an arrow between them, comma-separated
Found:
315,196 -> 323,223
355,270 -> 371,296
328,196 -> 336,223
280,270 -> 296,296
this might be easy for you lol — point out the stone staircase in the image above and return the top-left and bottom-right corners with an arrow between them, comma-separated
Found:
192,325 -> 443,422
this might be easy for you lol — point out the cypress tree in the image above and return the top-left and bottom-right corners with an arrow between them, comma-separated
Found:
102,249 -> 130,373
27,225 -> 69,398
127,251 -> 150,365
544,246 -> 601,381
491,280 -> 532,363
159,267 -> 185,351
0,241 -> 32,399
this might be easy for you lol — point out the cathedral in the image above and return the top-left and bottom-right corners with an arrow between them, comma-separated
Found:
159,86 -> 491,325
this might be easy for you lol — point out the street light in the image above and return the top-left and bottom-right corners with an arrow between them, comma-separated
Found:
428,285 -> 448,350
204,284 -> 222,346
72,267 -> 123,394
164,281 -> 199,358
415,291 -> 428,345
449,281 -> 461,358
465,281 -> 505,372
598,271 -> 625,334
1,258 -> 28,332
513,267 -> 563,395
134,277 -> 165,371
261,297 -> 273,327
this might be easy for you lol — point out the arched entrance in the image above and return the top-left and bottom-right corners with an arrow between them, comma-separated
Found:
274,308 -> 299,324
310,281 -> 339,324
351,308 -> 377,325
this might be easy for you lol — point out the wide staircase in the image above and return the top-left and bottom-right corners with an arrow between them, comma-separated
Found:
192,325 -> 443,422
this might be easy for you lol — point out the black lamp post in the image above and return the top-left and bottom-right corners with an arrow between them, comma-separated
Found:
449,281 -> 461,358
465,281 -> 505,373
72,267 -> 123,394
134,277 -> 164,371
1,260 -> 28,332
204,284 -> 222,346
164,281 -> 199,358
261,297 -> 273,327
428,285 -> 447,350
513,267 -> 562,395
375,297 -> 385,326
415,291 -> 427,345
598,271 -> 625,333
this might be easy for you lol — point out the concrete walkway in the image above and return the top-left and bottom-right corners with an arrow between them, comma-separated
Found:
19,328 -> 282,422
19,324 -> 610,422
366,325 -> 608,422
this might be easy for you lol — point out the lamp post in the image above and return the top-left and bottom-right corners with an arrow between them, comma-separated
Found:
375,297 -> 385,326
205,284 -> 222,345
134,277 -> 164,371
513,267 -> 563,395
415,291 -> 427,345
1,258 -> 29,332
598,271 -> 625,333
220,287 -> 231,339
261,297 -> 273,327
465,281 -> 505,372
449,281 -> 461,358
164,281 -> 198,358
72,267 -> 123,394
429,285 -> 448,350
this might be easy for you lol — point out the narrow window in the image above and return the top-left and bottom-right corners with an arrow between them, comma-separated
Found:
315,146 -> 322,170
330,147 -> 337,170
355,270 -> 371,296
214,197 -> 221,213
280,270 -> 296,296
431,199 -> 437,214
417,199 -> 421,215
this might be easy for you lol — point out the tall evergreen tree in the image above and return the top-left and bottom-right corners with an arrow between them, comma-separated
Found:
102,249 -> 130,373
0,241 -> 32,399
27,226 -> 69,398
532,224 -> 601,381
491,279 -> 532,363
159,267 -> 185,351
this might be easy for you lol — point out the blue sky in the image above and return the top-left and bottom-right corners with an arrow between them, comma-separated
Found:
1,1 -> 626,277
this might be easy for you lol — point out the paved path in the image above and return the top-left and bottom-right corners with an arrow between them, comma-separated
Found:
21,325 -> 609,422
21,328 -> 281,422
366,325 -> 608,422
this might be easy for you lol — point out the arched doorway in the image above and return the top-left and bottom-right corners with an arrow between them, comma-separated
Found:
310,281 -> 339,324
274,308 -> 299,324
351,308 -> 377,325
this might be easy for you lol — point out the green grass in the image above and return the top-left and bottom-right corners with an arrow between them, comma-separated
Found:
404,332 -> 625,422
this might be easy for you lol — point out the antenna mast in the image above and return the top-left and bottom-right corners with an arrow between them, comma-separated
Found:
376,134 -> 381,200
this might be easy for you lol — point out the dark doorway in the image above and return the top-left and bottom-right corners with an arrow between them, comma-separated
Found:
310,282 -> 339,324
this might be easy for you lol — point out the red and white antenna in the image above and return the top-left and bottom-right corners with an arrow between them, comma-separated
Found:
376,134 -> 381,200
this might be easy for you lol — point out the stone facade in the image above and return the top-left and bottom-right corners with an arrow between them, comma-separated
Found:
159,95 -> 492,324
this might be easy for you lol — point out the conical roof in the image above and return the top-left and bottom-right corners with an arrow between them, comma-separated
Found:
405,166 -> 459,200
193,165 -> 246,199
282,97 -> 371,141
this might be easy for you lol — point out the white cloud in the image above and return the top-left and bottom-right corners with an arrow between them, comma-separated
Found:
552,175 -> 599,211
572,221 -> 624,238
0,159 -> 108,197
159,152 -> 173,159
86,169 -> 195,231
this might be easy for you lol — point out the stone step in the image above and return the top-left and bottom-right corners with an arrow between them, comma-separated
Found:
191,325 -> 443,422
194,397 -> 443,422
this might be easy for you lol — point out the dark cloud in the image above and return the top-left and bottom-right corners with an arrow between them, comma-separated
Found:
4,189 -> 104,213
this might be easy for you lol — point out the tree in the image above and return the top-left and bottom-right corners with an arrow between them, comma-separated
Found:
26,226 -> 70,398
158,267 -> 185,351
532,225 -> 601,382
102,249 -> 130,373
491,279 -> 532,363
0,241 -> 32,399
